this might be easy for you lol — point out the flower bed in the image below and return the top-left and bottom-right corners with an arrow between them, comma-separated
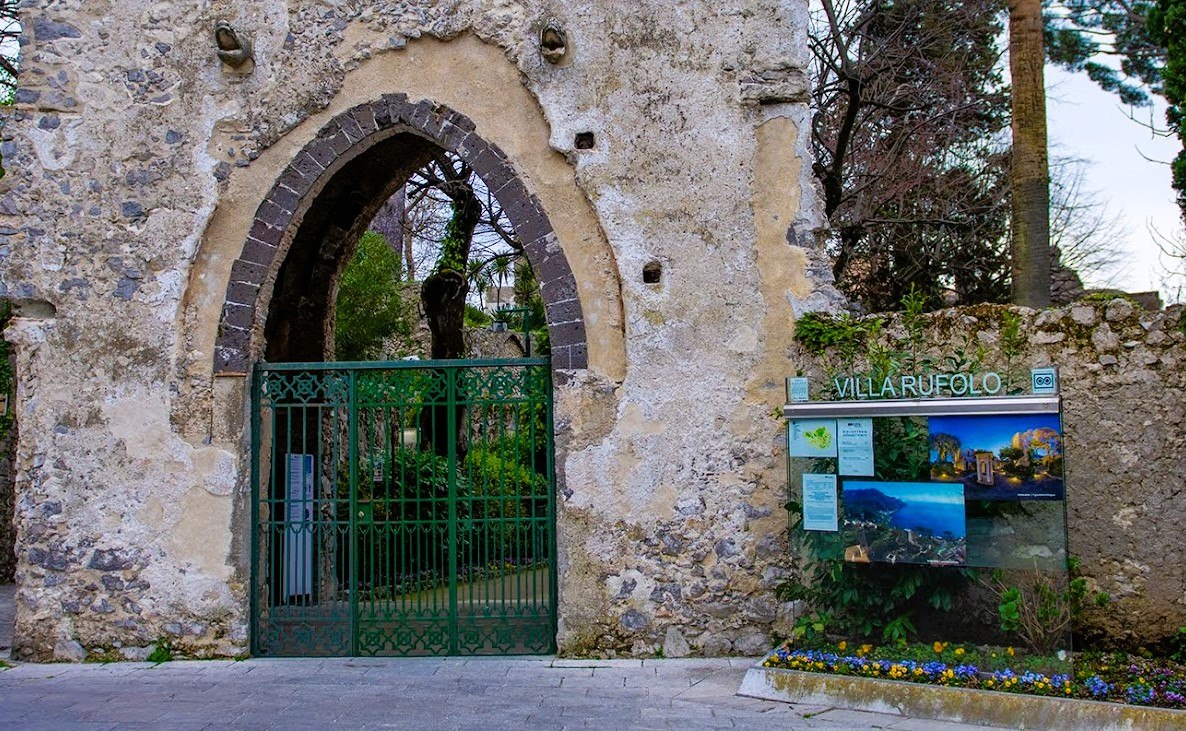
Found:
762,643 -> 1186,710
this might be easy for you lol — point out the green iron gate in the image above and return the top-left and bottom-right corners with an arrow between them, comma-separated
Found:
250,359 -> 556,657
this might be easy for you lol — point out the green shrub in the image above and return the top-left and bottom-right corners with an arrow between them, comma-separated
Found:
464,305 -> 493,328
334,231 -> 415,361
793,311 -> 884,358
147,640 -> 174,663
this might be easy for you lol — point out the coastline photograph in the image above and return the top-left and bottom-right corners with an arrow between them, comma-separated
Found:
840,481 -> 967,566
929,414 -> 1064,501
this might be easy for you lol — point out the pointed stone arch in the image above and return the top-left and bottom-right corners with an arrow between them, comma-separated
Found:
213,95 -> 588,372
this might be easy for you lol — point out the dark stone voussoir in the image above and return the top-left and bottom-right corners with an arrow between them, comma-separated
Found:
380,93 -> 412,122
468,148 -> 513,189
215,346 -> 248,373
522,232 -> 556,262
492,177 -> 531,216
222,302 -> 255,331
551,344 -> 572,370
226,280 -> 260,307
291,152 -> 325,183
268,184 -> 300,213
455,130 -> 491,163
276,167 -> 313,198
304,137 -> 338,169
349,103 -> 378,137
545,297 -> 583,326
564,343 -> 588,369
535,248 -> 574,288
501,195 -> 543,239
548,319 -> 586,349
370,100 -> 396,129
419,109 -> 449,141
248,219 -> 282,248
255,200 -> 291,230
217,323 -> 251,352
338,112 -> 365,144
406,100 -> 436,134
569,343 -> 589,369
324,125 -> 354,156
514,211 -> 553,251
541,275 -> 579,305
443,109 -> 477,133
229,259 -> 269,287
241,237 -> 278,267
437,121 -> 471,153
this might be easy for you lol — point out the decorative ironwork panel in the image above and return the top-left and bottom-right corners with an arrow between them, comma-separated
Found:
251,359 -> 556,657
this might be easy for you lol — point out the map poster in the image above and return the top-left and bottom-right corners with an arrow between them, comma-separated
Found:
802,474 -> 839,532
837,418 -> 875,476
788,419 -> 838,458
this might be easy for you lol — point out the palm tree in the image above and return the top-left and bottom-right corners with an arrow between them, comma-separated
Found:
490,255 -> 512,310
1009,0 -> 1051,307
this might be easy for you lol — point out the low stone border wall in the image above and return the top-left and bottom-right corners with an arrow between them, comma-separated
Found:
738,662 -> 1186,730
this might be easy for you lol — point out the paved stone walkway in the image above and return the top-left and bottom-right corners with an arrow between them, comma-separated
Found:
0,655 -> 1001,730
0,583 -> 14,659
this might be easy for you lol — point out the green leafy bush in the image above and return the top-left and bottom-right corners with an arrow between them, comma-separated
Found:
334,231 -> 415,361
793,311 -> 884,358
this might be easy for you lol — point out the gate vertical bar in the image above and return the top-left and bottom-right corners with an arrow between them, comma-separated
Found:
348,368 -> 359,656
446,367 -> 459,655
545,365 -> 558,650
249,365 -> 262,657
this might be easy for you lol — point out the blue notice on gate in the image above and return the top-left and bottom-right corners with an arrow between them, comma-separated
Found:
285,454 -> 314,597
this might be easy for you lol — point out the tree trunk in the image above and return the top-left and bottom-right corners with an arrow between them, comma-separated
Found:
421,269 -> 468,360
1009,0 -> 1051,308
418,167 -> 480,457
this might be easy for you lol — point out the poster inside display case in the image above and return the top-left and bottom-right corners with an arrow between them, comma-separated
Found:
784,370 -> 1068,571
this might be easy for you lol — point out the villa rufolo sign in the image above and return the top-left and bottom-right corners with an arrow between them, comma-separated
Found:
833,371 -> 1004,400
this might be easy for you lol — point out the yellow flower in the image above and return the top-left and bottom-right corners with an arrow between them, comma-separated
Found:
954,648 -> 965,656
933,641 -> 944,653
859,644 -> 873,655
1006,647 -> 1015,657
838,641 -> 847,651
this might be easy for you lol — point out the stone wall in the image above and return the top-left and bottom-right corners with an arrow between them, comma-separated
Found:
0,1 -> 841,660
789,300 -> 1186,649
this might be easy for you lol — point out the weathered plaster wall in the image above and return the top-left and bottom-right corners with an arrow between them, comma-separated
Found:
0,0 -> 841,660
790,301 -> 1186,649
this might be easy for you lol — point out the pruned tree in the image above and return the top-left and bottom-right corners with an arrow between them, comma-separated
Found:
810,0 -> 1014,312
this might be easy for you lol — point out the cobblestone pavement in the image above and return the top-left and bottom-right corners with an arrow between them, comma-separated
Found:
0,583 -> 14,659
0,655 -> 1002,730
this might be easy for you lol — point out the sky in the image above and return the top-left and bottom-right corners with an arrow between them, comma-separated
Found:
928,414 -> 1062,456
1045,66 -> 1184,301
844,481 -> 965,505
